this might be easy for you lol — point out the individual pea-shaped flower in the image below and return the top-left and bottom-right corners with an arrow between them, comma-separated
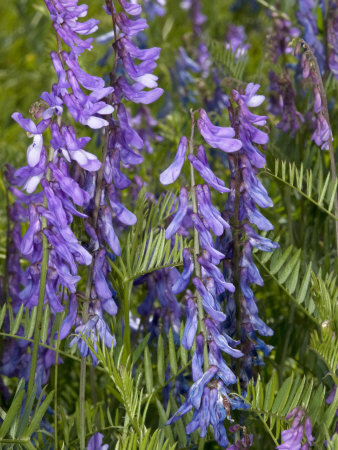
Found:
160,136 -> 188,185
197,109 -> 242,153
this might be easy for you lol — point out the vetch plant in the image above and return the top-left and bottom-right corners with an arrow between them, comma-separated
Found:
0,0 -> 337,449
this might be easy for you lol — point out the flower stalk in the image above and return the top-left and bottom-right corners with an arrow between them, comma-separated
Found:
27,146 -> 54,400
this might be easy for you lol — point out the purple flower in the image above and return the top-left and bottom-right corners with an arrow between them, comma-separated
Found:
165,187 -> 189,239
197,109 -> 242,153
193,277 -> 227,322
188,154 -> 229,193
160,136 -> 188,185
172,248 -> 194,294
277,407 -> 314,449
181,294 -> 198,349
205,319 -> 243,358
87,433 -> 108,450
226,25 -> 250,58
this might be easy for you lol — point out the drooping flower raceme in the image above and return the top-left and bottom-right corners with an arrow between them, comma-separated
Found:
222,83 -> 278,385
160,109 -> 253,447
266,11 -> 303,136
296,0 -> 325,72
2,0 -> 111,388
59,0 -> 163,359
299,44 -> 333,151
327,2 -> 338,79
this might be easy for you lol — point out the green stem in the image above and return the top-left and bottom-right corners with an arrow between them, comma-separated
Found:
54,310 -> 64,450
188,109 -> 208,370
27,146 -> 54,400
257,414 -> 279,447
79,131 -> 109,450
121,281 -> 132,364
232,154 -> 242,343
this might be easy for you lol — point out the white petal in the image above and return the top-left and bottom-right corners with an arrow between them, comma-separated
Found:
247,95 -> 265,107
97,105 -> 114,115
27,135 -> 43,167
86,116 -> 109,129
24,174 -> 43,193
135,74 -> 158,88
61,148 -> 71,162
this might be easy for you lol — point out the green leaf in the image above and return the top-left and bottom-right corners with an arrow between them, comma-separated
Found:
270,245 -> 293,275
278,249 -> 301,284
40,304 -> 50,344
263,371 -> 278,413
132,333 -> 151,365
17,385 -> 37,437
24,391 -> 54,437
11,304 -> 24,335
0,304 -> 6,330
271,375 -> 294,415
26,307 -> 37,339
0,390 -> 25,439
157,335 -> 165,385
168,329 -> 177,375
144,347 -> 153,394
296,262 -> 312,304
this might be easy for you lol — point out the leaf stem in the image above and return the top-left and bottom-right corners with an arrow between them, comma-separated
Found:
121,282 -> 132,364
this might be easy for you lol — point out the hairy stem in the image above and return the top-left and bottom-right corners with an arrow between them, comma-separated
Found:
54,309 -> 64,450
232,154 -> 242,345
189,109 -> 209,370
79,132 -> 109,450
27,146 -> 54,400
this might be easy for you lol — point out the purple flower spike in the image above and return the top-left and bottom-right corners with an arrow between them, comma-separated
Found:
160,136 -> 188,185
172,248 -> 194,294
165,187 -> 188,239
